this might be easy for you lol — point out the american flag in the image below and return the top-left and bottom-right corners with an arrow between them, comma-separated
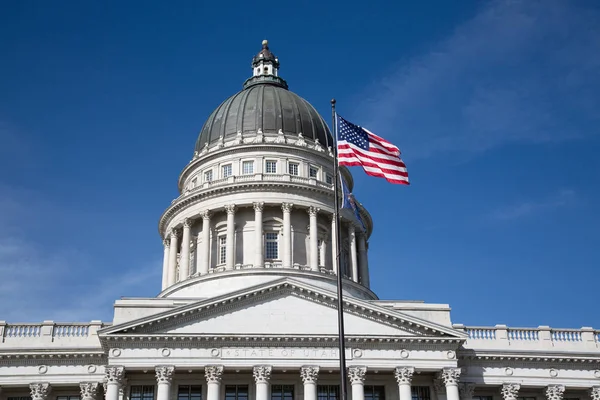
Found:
336,115 -> 409,185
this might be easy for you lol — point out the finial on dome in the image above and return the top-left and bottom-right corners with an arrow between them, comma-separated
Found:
262,39 -> 268,47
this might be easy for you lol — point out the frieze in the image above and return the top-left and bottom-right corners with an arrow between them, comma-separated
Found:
221,347 -> 342,359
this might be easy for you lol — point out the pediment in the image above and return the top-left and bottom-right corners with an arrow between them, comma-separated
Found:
100,278 -> 466,342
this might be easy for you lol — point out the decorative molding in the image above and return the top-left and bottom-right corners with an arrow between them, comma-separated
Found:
439,367 -> 461,386
80,382 -> 100,400
282,203 -> 294,213
300,365 -> 319,384
348,366 -> 367,384
459,383 -> 476,399
394,367 -> 415,385
105,366 -> 125,385
253,365 -> 272,383
30,383 -> 51,400
155,365 -> 175,384
253,202 -> 265,212
589,386 -> 600,400
545,385 -> 565,400
205,365 -> 224,383
500,383 -> 520,400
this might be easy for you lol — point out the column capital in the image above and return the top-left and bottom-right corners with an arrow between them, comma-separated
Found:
589,387 -> 600,400
253,202 -> 265,212
438,368 -> 461,386
300,365 -> 319,384
394,367 -> 415,385
500,383 -> 520,400
201,210 -> 211,220
307,206 -> 320,216
183,218 -> 192,228
459,383 -> 476,399
79,382 -> 100,400
205,365 -> 224,383
545,385 -> 565,400
253,365 -> 272,384
282,202 -> 294,213
169,229 -> 179,239
348,366 -> 367,385
224,204 -> 236,214
30,383 -> 51,400
163,238 -> 170,247
105,366 -> 125,386
155,366 -> 175,384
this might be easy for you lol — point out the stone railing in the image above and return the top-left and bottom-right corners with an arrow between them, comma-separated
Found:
0,321 -> 106,349
455,324 -> 600,351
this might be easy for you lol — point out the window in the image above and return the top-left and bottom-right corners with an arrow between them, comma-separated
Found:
222,164 -> 232,178
365,386 -> 386,400
288,162 -> 299,176
518,397 -> 536,400
411,387 -> 430,400
178,386 -> 202,400
57,397 -> 80,400
242,160 -> 254,175
473,397 -> 493,400
309,165 -> 319,178
8,397 -> 31,400
326,173 -> 333,184
191,177 -> 197,188
265,160 -> 277,174
225,386 -> 249,400
317,386 -> 340,400
271,385 -> 294,400
265,232 -> 278,259
219,236 -> 227,264
204,170 -> 213,182
131,386 -> 155,400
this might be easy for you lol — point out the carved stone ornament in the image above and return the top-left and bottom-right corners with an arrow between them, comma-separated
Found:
183,218 -> 192,228
224,204 -> 236,214
545,385 -> 565,400
79,382 -> 100,400
163,239 -> 170,248
105,366 -> 125,385
394,367 -> 415,385
439,368 -> 461,386
307,206 -> 320,217
253,365 -> 272,383
201,210 -> 211,220
30,383 -> 51,400
459,383 -> 476,399
281,203 -> 294,213
300,366 -> 319,384
253,202 -> 265,212
501,383 -> 521,400
205,365 -> 224,383
155,366 -> 175,384
589,386 -> 600,400
348,366 -> 367,384
169,229 -> 178,239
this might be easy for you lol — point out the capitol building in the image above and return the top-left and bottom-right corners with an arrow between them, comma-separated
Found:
1,41 -> 598,400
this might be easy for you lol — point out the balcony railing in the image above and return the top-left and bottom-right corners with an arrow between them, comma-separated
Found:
0,321 -> 106,348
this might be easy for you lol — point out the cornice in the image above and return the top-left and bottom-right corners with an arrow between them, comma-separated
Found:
0,350 -> 106,366
458,350 -> 600,367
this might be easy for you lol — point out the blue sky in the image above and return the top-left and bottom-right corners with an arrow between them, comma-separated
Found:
1,0 -> 599,327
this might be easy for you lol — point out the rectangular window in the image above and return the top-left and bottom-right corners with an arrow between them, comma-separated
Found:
131,386 -> 155,400
411,387 -> 431,400
242,160 -> 254,175
317,385 -> 340,400
265,160 -> 277,174
309,165 -> 319,178
222,164 -> 232,178
225,386 -> 249,400
178,386 -> 202,400
57,397 -> 80,400
288,162 -> 299,176
473,397 -> 493,400
191,177 -> 197,188
364,386 -> 386,400
271,385 -> 294,400
204,170 -> 213,182
265,232 -> 278,259
325,173 -> 333,184
8,397 -> 32,400
518,397 -> 537,400
219,236 -> 227,264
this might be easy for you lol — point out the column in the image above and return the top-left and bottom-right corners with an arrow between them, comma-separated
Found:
300,366 -> 319,400
225,204 -> 236,270
30,383 -> 51,400
395,367 -> 414,400
545,386 -> 565,400
319,239 -> 326,267
179,219 -> 192,281
253,365 -> 272,400
254,202 -> 264,267
589,387 -> 600,400
500,384 -> 520,400
205,366 -> 224,400
80,383 -> 100,400
348,225 -> 358,282
308,206 -> 319,271
459,384 -> 475,400
104,367 -> 125,400
167,229 -> 179,286
156,366 -> 175,400
331,215 -> 338,275
282,203 -> 293,268
349,366 -> 367,400
200,210 -> 211,275
438,368 -> 461,400
357,234 -> 370,288
161,239 -> 170,290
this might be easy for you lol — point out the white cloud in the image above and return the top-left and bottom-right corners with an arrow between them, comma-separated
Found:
490,189 -> 576,221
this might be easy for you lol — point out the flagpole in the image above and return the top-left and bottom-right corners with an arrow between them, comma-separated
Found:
331,98 -> 348,400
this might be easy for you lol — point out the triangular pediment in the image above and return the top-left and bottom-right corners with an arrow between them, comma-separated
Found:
99,278 -> 466,342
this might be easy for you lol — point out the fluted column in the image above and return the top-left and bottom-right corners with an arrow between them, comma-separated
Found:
300,366 -> 319,400
254,202 -> 264,267
205,366 -> 224,400
282,203 -> 293,267
179,219 -> 192,281
439,368 -> 461,400
357,234 -> 370,287
589,387 -> 600,400
459,384 -> 475,400
395,367 -> 414,400
348,224 -> 358,282
167,229 -> 179,286
30,383 -> 51,400
225,204 -> 236,270
500,384 -> 520,400
161,239 -> 170,290
349,366 -> 367,400
80,383 -> 100,400
253,365 -> 272,400
156,366 -> 175,400
200,210 -> 211,275
546,386 -> 565,400
331,215 -> 338,275
104,367 -> 125,400
308,207 -> 319,271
